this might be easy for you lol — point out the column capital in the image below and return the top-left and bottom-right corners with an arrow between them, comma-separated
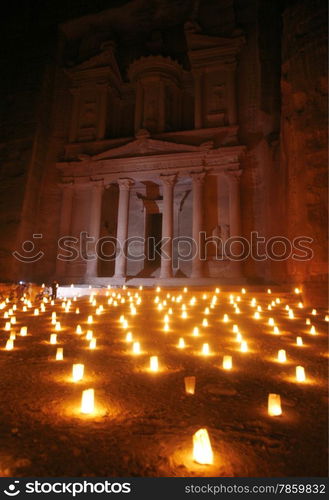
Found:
190,171 -> 207,184
160,173 -> 177,187
90,178 -> 105,190
118,178 -> 134,191
57,180 -> 74,189
225,169 -> 242,183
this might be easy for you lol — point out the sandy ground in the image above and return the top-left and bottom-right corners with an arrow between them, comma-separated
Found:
0,288 -> 327,477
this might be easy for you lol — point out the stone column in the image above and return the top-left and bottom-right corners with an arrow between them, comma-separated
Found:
56,184 -> 74,277
96,84 -> 108,140
85,181 -> 104,279
193,71 -> 203,129
226,67 -> 237,125
68,89 -> 80,143
190,171 -> 206,278
160,174 -> 176,278
226,170 -> 243,277
114,179 -> 134,278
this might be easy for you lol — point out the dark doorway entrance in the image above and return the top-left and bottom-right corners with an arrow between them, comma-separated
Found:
146,213 -> 162,267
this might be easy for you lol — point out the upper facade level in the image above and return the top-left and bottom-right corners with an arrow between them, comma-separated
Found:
61,18 -> 244,150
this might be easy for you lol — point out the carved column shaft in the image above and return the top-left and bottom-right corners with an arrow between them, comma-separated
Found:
226,170 -> 242,277
85,182 -> 104,278
114,179 -> 134,278
56,185 -> 74,277
191,171 -> 206,278
160,174 -> 176,279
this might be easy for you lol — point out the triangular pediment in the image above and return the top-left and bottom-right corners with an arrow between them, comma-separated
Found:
67,42 -> 122,85
92,137 -> 201,160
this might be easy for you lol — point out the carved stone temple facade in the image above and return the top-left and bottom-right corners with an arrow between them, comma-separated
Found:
54,25 -> 246,284
1,0 -> 327,299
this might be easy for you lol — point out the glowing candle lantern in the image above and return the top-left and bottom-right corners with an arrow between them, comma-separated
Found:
126,331 -> 133,343
5,339 -> 14,350
76,325 -> 82,335
267,288 -> 272,294
20,326 -> 27,336
236,332 -> 242,342
81,388 -> 94,414
223,355 -> 232,370
87,315 -> 93,324
298,302 -> 303,309
149,356 -> 159,372
223,314 -> 229,323
294,287 -> 300,294
184,376 -> 196,394
240,341 -> 248,352
132,341 -> 140,354
268,393 -> 282,416
22,306 -> 27,312
311,309 -> 317,316
55,322 -> 61,331
119,315 -> 124,323
204,307 -> 210,315
72,363 -> 84,382
4,322 -> 11,331
10,316 -> 16,325
273,326 -> 280,335
241,288 -> 246,294
9,332 -> 16,340
215,287 -> 220,293
56,348 -> 63,361
178,337 -> 186,349
34,308 -> 39,316
306,318 -> 311,325
277,349 -> 286,363
193,428 -> 213,465
325,315 -> 329,322
296,365 -> 306,382
183,287 -> 188,293
86,330 -> 93,341
76,308 -> 80,314
254,311 -> 260,320
89,338 -> 96,349
163,323 -> 169,332
309,325 -> 316,335
275,298 -> 280,304
50,333 -> 57,345
202,318 -> 208,327
232,324 -> 239,333
288,310 -> 294,319
296,336 -> 303,346
201,343 -> 210,355
180,311 -> 187,319
268,318 -> 275,326
122,320 -> 129,329
193,327 -> 199,337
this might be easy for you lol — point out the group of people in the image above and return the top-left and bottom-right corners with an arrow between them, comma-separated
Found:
0,280 -> 59,303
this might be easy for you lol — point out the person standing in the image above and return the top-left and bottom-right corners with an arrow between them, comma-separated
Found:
51,280 -> 58,300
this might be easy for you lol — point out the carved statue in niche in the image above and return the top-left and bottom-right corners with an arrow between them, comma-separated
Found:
211,223 -> 230,257
165,86 -> 173,130
209,84 -> 225,114
143,86 -> 158,131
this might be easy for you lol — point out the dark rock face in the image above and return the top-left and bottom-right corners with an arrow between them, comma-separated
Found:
0,0 -> 327,300
280,0 -> 328,304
